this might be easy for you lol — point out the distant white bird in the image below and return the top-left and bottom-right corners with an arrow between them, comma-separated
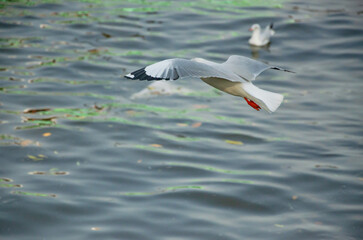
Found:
249,23 -> 275,46
125,55 -> 293,113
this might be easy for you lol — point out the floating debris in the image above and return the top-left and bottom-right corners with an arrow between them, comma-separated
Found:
225,140 -> 244,145
23,108 -> 51,114
27,154 -> 46,161
0,177 -> 13,182
42,132 -> 52,137
11,191 -> 56,198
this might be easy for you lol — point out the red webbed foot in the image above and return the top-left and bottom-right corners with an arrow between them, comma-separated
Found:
244,97 -> 261,111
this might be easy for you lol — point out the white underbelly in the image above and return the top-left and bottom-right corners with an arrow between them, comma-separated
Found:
200,77 -> 248,97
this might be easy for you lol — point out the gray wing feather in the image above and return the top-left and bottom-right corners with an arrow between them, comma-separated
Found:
221,55 -> 292,81
125,56 -> 292,82
125,58 -> 242,82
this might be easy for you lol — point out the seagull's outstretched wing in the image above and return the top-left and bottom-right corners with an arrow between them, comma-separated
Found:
125,58 -> 242,82
221,55 -> 293,81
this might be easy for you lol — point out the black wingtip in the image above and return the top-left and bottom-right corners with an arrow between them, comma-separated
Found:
271,67 -> 295,74
125,67 -> 163,81
270,22 -> 274,29
124,67 -> 179,81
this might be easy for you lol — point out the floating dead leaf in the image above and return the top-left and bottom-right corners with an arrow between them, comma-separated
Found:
54,172 -> 67,175
88,48 -> 100,54
150,144 -> 162,148
29,171 -> 46,175
225,140 -> 243,145
0,184 -> 22,188
39,24 -> 49,28
177,123 -> 188,127
11,191 -> 56,197
23,116 -> 57,122
9,77 -> 22,81
192,122 -> 202,128
0,178 -> 13,182
20,141 -> 41,147
0,68 -> 7,71
43,132 -> 51,137
91,227 -> 101,231
93,104 -> 104,110
29,170 -> 69,175
292,195 -> 298,200
27,154 -> 45,161
137,159 -> 142,163
102,32 -> 112,38
193,104 -> 209,109
20,139 -> 33,146
23,108 -> 51,114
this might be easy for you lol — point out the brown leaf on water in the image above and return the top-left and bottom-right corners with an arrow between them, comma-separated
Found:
150,144 -> 162,148
192,122 -> 202,128
0,178 -> 12,182
88,48 -> 100,54
137,159 -> 142,163
102,32 -> 112,38
53,171 -> 69,175
39,24 -> 49,29
29,170 -> 69,175
28,171 -> 46,175
23,116 -> 57,122
19,139 -> 33,146
292,195 -> 298,200
93,104 -> 104,110
43,132 -> 51,137
91,227 -> 101,231
23,108 -> 51,114
193,104 -> 209,109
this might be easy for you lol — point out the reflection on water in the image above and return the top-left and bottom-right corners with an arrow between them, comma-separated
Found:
1,0 -> 362,240
250,44 -> 271,59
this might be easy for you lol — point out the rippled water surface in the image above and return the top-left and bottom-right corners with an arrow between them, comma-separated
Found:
1,0 -> 362,239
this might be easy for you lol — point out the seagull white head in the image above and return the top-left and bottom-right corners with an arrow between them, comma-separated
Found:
249,24 -> 261,32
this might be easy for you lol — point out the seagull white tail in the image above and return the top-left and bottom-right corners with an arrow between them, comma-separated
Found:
243,82 -> 283,113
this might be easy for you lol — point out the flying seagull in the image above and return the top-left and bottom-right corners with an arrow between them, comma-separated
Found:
125,55 -> 293,113
249,23 -> 275,46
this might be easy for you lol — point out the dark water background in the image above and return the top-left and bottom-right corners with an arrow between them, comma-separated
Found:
1,0 -> 362,239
